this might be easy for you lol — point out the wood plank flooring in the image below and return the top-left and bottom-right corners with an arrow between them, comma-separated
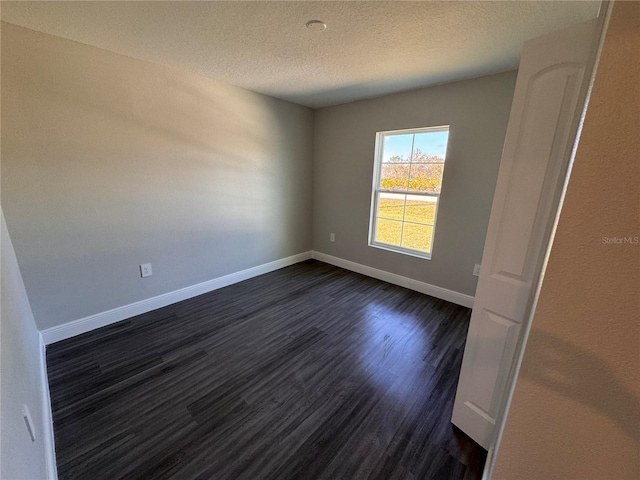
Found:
47,260 -> 486,480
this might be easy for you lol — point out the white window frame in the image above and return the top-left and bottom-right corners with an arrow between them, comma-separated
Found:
368,125 -> 450,260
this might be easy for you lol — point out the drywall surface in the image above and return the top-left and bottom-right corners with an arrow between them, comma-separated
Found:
1,23 -> 314,330
1,210 -> 51,479
312,71 -> 517,297
494,2 -> 640,479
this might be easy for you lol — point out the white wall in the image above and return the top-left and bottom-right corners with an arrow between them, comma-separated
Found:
1,210 -> 54,479
312,71 -> 517,297
1,23 -> 314,331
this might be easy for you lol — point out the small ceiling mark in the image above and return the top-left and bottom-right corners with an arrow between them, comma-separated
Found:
306,20 -> 327,32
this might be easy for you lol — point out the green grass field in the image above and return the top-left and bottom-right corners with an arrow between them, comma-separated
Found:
375,198 -> 436,253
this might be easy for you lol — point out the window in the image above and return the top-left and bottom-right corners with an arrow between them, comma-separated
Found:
368,126 -> 450,259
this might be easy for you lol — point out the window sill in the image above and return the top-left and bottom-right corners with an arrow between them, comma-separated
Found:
368,241 -> 432,260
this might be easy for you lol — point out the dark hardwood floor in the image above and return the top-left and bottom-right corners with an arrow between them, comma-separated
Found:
47,259 -> 486,480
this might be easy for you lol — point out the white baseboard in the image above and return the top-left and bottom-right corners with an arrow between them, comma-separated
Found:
39,333 -> 58,480
311,251 -> 474,308
41,250 -> 472,344
42,251 -> 312,345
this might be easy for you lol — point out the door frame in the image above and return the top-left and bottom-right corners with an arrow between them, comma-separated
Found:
481,1 -> 613,477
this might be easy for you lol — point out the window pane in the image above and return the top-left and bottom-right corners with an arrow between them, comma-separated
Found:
404,195 -> 437,224
377,193 -> 405,220
376,218 -> 402,246
412,131 -> 449,162
382,134 -> 413,163
380,164 -> 410,191
370,127 -> 449,258
401,223 -> 434,253
408,163 -> 444,193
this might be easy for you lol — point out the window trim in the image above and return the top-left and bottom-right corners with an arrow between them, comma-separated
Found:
368,125 -> 450,260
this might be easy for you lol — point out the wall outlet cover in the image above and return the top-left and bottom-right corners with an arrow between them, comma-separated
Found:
140,263 -> 153,278
22,404 -> 36,442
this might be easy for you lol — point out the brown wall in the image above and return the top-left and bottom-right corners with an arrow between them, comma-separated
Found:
493,1 -> 640,479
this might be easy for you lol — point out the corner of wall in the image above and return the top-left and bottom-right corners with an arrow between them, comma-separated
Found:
39,333 -> 58,480
1,209 -> 57,479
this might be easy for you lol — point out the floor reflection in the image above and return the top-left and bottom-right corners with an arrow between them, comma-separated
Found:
357,303 -> 432,403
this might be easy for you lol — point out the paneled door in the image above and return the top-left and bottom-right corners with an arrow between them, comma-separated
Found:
452,18 -> 598,449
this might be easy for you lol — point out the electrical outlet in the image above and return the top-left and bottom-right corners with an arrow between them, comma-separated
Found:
23,405 -> 36,442
330,233 -> 336,243
140,263 -> 153,278
473,264 -> 481,277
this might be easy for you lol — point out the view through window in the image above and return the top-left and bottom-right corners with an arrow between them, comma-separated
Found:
369,126 -> 450,258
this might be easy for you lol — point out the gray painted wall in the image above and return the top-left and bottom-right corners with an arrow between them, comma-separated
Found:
1,210 -> 51,480
312,71 -> 517,297
1,23 -> 314,330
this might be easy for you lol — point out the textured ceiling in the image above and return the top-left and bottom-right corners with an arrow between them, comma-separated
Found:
1,1 -> 600,108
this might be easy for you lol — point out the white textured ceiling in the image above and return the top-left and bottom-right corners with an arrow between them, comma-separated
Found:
1,1 -> 600,108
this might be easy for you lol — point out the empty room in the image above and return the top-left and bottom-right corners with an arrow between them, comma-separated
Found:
2,1 -> 638,480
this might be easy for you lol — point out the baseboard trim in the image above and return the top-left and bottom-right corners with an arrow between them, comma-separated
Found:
41,251 -> 312,345
311,251 -> 474,308
41,250 -> 472,344
39,333 -> 58,479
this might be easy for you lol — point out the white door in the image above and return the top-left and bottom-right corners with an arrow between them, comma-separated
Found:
452,19 -> 598,449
